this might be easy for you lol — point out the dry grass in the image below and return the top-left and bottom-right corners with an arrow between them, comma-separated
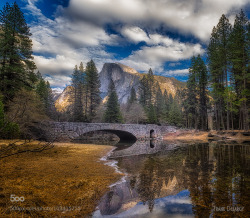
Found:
0,141 -> 122,217
163,130 -> 250,142
163,131 -> 208,141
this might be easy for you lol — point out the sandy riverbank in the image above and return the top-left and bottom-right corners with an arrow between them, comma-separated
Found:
163,130 -> 250,142
0,141 -> 122,217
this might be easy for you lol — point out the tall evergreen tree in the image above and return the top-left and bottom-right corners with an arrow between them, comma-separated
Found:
154,82 -> 164,122
147,68 -> 155,104
36,73 -> 55,118
128,87 -> 137,105
186,56 -> 199,129
85,60 -> 101,121
208,14 -> 232,130
185,56 -> 209,129
139,68 -> 155,107
229,10 -> 249,130
147,104 -> 157,124
197,55 -> 209,130
71,65 -> 84,121
104,79 -> 123,123
139,68 -> 158,123
0,2 -> 36,104
127,87 -> 137,111
168,97 -> 183,127
162,90 -> 170,122
139,75 -> 150,106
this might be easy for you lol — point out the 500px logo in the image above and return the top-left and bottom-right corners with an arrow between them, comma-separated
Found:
10,194 -> 25,202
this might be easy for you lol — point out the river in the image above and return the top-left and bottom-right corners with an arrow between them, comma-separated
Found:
93,140 -> 250,217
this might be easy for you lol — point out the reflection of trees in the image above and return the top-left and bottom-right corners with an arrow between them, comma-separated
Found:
184,143 -> 250,217
212,144 -> 250,217
117,142 -> 250,216
136,150 -> 186,212
184,143 -> 213,217
137,158 -> 160,212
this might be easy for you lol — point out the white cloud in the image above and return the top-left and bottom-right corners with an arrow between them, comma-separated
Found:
68,0 -> 249,41
162,69 -> 189,76
169,62 -> 181,67
52,87 -> 64,94
23,0 -> 248,89
24,0 -> 117,88
44,75 -> 72,87
121,26 -> 149,43
121,32 -> 204,72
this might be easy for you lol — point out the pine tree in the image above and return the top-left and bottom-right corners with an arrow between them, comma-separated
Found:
139,75 -> 150,106
0,2 -> 36,104
208,14 -> 232,130
71,65 -> 84,121
147,68 -> 155,103
139,68 -> 155,107
162,90 -> 169,122
168,93 -> 174,105
154,82 -> 164,122
185,55 -> 209,130
197,55 -> 209,130
85,60 -> 101,121
128,87 -> 137,105
147,104 -> 157,124
127,87 -> 137,111
0,94 -> 19,139
139,68 -> 157,123
36,74 -> 55,118
229,10 -> 249,130
169,98 -> 183,127
186,56 -> 199,129
104,79 -> 123,123
78,62 -> 85,119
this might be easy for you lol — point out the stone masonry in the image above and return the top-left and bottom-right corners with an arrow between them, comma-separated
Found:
46,122 -> 177,141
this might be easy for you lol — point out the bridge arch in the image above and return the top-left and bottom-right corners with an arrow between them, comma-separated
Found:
101,129 -> 137,143
75,129 -> 137,143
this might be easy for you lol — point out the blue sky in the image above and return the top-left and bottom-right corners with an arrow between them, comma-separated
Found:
1,0 -> 249,92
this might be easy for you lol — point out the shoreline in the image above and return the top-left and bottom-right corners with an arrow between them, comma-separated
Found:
100,147 -> 128,188
163,130 -> 250,142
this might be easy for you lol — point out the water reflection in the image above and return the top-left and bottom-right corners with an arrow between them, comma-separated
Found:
94,141 -> 250,217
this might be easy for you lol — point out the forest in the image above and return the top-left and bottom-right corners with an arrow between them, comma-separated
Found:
0,2 -> 249,142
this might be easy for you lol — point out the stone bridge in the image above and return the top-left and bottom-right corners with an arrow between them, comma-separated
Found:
45,122 -> 177,142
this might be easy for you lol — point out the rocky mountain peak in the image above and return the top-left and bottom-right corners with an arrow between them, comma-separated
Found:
55,62 -> 186,112
99,63 -> 141,103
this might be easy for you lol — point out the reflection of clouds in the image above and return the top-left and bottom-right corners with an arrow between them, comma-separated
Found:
156,190 -> 192,206
94,190 -> 193,217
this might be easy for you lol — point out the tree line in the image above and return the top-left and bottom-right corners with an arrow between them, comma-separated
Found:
69,64 -> 183,125
0,2 -> 55,139
183,10 -> 249,131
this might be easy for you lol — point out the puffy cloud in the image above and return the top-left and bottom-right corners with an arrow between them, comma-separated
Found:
162,69 -> 189,76
24,0 -> 116,88
44,75 -> 72,88
52,87 -> 65,95
121,32 -> 204,72
121,26 -> 149,43
23,0 -> 248,89
67,0 -> 249,41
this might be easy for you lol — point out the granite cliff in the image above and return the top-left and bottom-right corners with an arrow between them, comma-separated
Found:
55,63 -> 185,111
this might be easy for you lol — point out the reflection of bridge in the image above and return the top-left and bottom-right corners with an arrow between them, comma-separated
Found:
46,122 -> 177,142
109,140 -> 180,158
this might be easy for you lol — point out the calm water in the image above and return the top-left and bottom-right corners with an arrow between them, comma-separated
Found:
94,141 -> 250,218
